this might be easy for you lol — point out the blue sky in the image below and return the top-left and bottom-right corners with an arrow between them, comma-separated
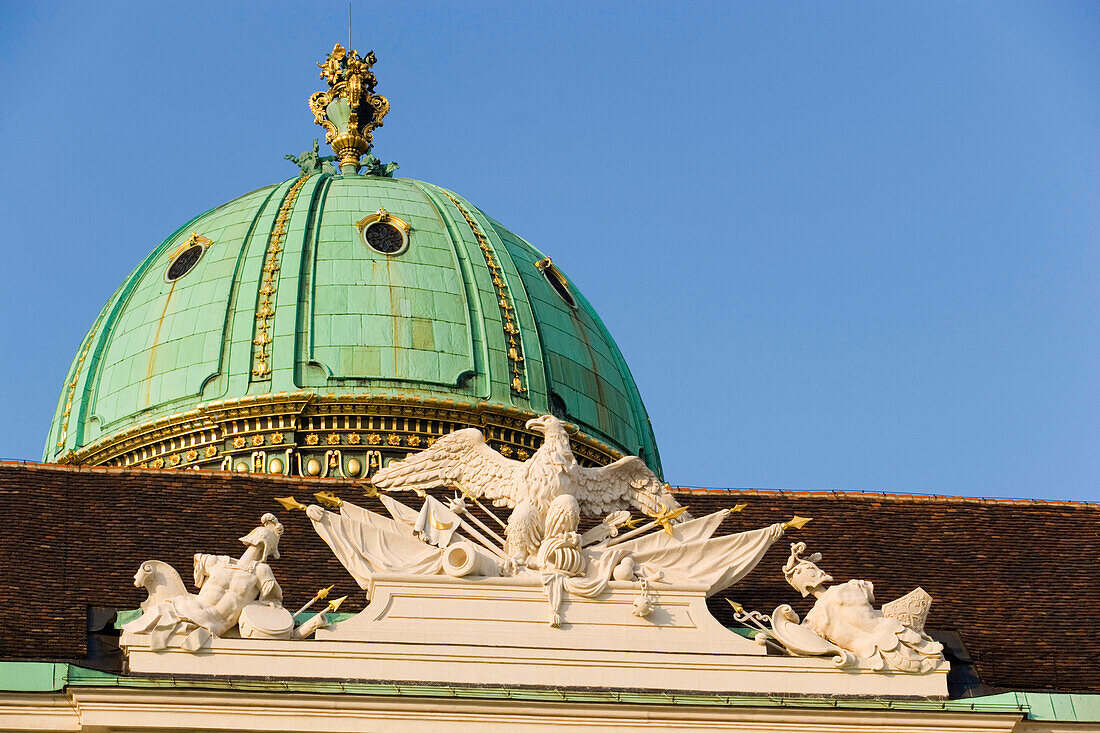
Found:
1,2 -> 1097,500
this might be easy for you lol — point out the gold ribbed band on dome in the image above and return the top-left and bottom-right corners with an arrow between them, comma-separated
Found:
441,192 -> 527,395
54,393 -> 625,478
55,309 -> 109,450
252,175 -> 311,379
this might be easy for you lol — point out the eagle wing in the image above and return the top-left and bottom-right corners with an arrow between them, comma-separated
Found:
566,456 -> 685,519
371,428 -> 527,507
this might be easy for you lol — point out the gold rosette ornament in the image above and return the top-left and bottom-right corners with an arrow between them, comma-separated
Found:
309,43 -> 390,173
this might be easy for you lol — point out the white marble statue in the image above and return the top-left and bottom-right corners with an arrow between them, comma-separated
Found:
124,514 -> 327,651
767,542 -> 944,673
535,494 -> 586,625
306,415 -> 795,627
372,415 -> 684,563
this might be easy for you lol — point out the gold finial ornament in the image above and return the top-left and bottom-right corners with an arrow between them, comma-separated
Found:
310,43 -> 390,173
292,584 -> 336,618
642,504 -> 689,536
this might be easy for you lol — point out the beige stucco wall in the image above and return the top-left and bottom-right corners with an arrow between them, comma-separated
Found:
0,688 -> 1052,733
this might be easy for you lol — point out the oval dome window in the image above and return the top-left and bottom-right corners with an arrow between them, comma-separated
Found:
365,222 -> 405,253
165,233 -> 212,282
535,257 -> 576,308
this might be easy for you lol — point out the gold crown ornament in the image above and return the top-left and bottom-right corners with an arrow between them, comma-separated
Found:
309,43 -> 390,173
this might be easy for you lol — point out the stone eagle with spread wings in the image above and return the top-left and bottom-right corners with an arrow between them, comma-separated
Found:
371,415 -> 683,521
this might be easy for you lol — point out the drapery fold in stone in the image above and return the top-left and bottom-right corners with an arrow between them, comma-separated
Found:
589,516 -> 785,596
308,502 -> 443,588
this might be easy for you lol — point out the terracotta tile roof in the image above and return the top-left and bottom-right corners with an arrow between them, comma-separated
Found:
0,462 -> 1094,693
674,485 -> 1098,509
680,487 -> 1099,694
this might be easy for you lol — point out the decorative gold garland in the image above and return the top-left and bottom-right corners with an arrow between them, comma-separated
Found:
55,310 -> 108,450
252,175 -> 311,379
441,192 -> 527,395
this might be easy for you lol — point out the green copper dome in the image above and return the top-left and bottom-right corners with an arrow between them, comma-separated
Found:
44,172 -> 661,476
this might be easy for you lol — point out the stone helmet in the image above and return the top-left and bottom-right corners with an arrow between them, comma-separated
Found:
782,542 -> 833,597
239,513 -> 284,561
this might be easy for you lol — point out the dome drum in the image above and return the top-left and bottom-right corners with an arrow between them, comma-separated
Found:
58,391 -> 629,477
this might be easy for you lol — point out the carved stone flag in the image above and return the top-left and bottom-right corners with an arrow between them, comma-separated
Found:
414,495 -> 460,547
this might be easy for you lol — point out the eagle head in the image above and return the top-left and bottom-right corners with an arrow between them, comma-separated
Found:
525,414 -> 565,435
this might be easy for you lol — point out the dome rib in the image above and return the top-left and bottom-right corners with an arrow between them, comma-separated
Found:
45,184 -> 284,460
484,218 -> 662,473
405,181 -> 493,399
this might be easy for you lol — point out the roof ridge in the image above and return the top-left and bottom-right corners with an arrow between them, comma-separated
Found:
2,461 -> 1095,508
0,460 -> 367,485
670,485 -> 1100,508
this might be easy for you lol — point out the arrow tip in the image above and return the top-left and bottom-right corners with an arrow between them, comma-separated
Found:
782,515 -> 812,530
275,496 -> 307,511
314,491 -> 343,508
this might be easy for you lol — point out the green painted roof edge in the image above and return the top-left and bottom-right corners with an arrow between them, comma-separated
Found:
973,691 -> 1100,722
0,661 -> 70,692
59,665 -> 1031,714
7,661 -> 1093,720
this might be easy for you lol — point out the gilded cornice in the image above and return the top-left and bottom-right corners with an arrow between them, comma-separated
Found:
56,392 -> 623,476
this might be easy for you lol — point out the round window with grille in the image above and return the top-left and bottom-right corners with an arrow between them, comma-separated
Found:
363,221 -> 407,255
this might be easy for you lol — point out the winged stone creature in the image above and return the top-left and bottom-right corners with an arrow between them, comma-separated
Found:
371,415 -> 684,565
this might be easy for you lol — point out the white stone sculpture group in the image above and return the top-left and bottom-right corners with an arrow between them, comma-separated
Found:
124,513 -> 331,651
311,415 -> 788,627
124,414 -> 944,676
760,542 -> 944,673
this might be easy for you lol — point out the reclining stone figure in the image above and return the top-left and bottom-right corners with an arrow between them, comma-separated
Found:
767,542 -> 944,673
125,514 -> 326,651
